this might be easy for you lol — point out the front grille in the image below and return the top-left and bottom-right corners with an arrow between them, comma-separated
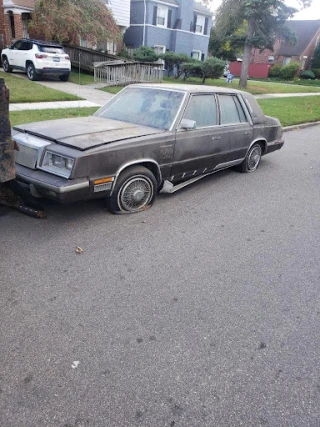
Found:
15,144 -> 38,169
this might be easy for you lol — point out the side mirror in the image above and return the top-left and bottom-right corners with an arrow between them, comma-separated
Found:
179,118 -> 196,130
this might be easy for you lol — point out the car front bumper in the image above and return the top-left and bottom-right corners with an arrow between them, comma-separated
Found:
15,164 -> 95,203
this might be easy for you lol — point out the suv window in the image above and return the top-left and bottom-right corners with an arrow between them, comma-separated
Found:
183,95 -> 217,128
218,95 -> 248,125
21,41 -> 32,51
11,40 -> 23,50
38,45 -> 65,54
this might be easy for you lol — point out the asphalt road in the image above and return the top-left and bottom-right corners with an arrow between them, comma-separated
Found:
1,125 -> 320,427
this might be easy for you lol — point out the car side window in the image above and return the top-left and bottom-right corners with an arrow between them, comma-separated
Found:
183,95 -> 217,128
12,41 -> 23,50
218,95 -> 248,125
21,42 -> 32,51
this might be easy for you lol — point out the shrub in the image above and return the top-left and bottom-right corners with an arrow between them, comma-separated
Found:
133,46 -> 159,62
181,62 -> 203,80
160,52 -> 191,77
268,64 -> 282,78
201,57 -> 225,83
299,70 -> 315,79
279,62 -> 300,80
311,68 -> 320,79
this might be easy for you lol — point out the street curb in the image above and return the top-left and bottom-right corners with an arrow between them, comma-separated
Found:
283,120 -> 320,132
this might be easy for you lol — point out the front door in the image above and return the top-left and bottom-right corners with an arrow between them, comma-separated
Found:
171,94 -> 229,182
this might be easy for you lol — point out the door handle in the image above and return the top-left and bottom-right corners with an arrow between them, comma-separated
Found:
244,132 -> 250,135
212,136 -> 221,141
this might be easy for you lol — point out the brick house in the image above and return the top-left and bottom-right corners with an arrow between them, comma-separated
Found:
124,0 -> 213,60
229,20 -> 320,78
0,0 -> 34,51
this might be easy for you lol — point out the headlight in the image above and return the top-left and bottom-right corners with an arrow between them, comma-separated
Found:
41,151 -> 75,178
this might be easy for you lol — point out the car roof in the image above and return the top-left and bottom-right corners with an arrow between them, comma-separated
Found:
18,38 -> 63,48
128,83 -> 246,96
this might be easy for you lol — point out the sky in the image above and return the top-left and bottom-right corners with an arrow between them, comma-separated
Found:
209,1 -> 320,20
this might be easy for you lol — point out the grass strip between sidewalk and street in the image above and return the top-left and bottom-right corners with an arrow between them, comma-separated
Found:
0,71 -> 81,103
8,96 -> 320,128
10,107 -> 99,127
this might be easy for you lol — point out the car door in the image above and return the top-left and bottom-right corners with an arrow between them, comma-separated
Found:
171,94 -> 230,182
6,40 -> 23,68
18,41 -> 33,70
216,94 -> 253,163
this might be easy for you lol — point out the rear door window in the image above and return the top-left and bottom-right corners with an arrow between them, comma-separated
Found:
218,95 -> 248,125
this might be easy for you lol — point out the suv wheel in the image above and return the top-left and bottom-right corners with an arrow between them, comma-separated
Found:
59,74 -> 69,82
2,57 -> 12,73
26,63 -> 38,81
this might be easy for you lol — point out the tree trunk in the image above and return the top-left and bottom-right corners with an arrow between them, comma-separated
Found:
239,17 -> 254,88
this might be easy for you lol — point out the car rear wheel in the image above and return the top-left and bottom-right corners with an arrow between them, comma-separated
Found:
107,166 -> 157,214
59,74 -> 69,82
237,143 -> 262,173
26,63 -> 38,81
2,57 -> 12,73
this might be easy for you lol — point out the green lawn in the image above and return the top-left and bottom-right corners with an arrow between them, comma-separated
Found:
258,96 -> 320,127
9,95 -> 320,128
69,70 -> 95,85
10,107 -> 99,127
0,71 -> 81,103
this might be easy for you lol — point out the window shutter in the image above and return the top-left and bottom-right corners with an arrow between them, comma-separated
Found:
201,53 -> 205,61
193,14 -> 197,32
204,17 -> 208,35
153,6 -> 157,26
168,10 -> 172,28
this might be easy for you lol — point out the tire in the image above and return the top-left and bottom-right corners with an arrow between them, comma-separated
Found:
2,57 -> 12,73
26,63 -> 38,81
59,74 -> 69,82
237,143 -> 262,173
107,166 -> 157,214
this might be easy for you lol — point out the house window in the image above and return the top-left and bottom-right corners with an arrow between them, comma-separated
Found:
283,57 -> 291,66
195,15 -> 205,34
8,12 -> 15,39
268,56 -> 274,63
157,6 -> 168,27
154,45 -> 166,55
191,50 -> 202,60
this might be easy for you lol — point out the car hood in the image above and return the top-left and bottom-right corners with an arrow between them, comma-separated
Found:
13,116 -> 164,151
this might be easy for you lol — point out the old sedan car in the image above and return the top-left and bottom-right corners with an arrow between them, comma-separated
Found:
12,84 -> 284,214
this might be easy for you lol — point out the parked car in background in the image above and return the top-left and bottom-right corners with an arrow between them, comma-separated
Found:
11,84 -> 284,214
1,39 -> 71,81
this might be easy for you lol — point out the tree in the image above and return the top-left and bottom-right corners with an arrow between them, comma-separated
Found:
311,41 -> 320,69
206,0 -> 312,88
133,46 -> 159,62
160,52 -> 191,77
181,57 -> 225,83
29,0 -> 121,45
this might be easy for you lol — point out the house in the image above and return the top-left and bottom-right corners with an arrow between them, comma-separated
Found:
229,20 -> 320,78
0,0 -> 34,50
124,0 -> 213,60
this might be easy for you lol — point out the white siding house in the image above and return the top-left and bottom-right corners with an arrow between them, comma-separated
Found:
105,0 -> 130,33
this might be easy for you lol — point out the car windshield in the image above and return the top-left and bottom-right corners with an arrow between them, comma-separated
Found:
94,87 -> 185,130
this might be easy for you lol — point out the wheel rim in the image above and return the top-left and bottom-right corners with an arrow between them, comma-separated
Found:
27,66 -> 33,79
118,176 -> 154,212
247,145 -> 261,171
3,60 -> 8,71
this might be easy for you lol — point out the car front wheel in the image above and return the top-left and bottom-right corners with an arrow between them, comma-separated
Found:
237,143 -> 262,173
2,57 -> 12,73
107,166 -> 157,214
26,63 -> 38,81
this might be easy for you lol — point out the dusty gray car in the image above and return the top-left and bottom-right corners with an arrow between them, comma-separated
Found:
12,84 -> 284,213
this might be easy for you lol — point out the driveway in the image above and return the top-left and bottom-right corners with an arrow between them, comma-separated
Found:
1,126 -> 320,427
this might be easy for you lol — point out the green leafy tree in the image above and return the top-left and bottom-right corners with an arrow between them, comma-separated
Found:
208,0 -> 312,88
133,46 -> 159,62
311,41 -> 320,69
181,57 -> 225,83
29,0 -> 121,45
160,52 -> 191,77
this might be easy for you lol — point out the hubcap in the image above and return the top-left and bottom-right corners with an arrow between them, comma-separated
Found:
248,146 -> 261,170
119,176 -> 153,212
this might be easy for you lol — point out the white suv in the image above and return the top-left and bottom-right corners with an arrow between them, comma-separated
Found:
1,39 -> 71,81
